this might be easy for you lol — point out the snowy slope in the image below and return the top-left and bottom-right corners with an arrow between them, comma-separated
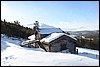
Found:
1,36 -> 99,66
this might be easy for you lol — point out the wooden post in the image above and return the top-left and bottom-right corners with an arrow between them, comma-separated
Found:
76,49 -> 78,54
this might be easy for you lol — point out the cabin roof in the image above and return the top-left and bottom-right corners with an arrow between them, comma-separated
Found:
40,33 -> 65,43
65,34 -> 77,41
40,33 -> 77,43
39,28 -> 63,34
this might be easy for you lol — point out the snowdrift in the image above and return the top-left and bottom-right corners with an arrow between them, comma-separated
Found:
1,36 -> 99,66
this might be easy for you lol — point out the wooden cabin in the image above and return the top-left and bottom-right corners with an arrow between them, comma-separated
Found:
40,33 -> 77,54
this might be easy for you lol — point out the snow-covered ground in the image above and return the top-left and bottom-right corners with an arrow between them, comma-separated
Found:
1,36 -> 99,66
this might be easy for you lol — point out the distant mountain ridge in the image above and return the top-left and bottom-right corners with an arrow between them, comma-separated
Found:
67,30 -> 99,38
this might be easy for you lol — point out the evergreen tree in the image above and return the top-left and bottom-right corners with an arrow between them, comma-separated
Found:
1,19 -> 33,39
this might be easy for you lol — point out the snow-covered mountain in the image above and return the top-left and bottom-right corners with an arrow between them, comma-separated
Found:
39,23 -> 56,28
1,36 -> 99,66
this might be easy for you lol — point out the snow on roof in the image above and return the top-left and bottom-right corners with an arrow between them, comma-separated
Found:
39,28 -> 63,34
28,35 -> 35,40
41,33 -> 77,43
66,34 -> 77,41
41,33 -> 65,43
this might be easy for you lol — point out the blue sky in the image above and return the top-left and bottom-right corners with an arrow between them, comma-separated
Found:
1,1 -> 99,31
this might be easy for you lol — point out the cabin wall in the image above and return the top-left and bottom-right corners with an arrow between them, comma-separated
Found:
49,43 -> 61,52
67,42 -> 76,53
35,33 -> 41,40
49,35 -> 76,53
43,45 -> 49,52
